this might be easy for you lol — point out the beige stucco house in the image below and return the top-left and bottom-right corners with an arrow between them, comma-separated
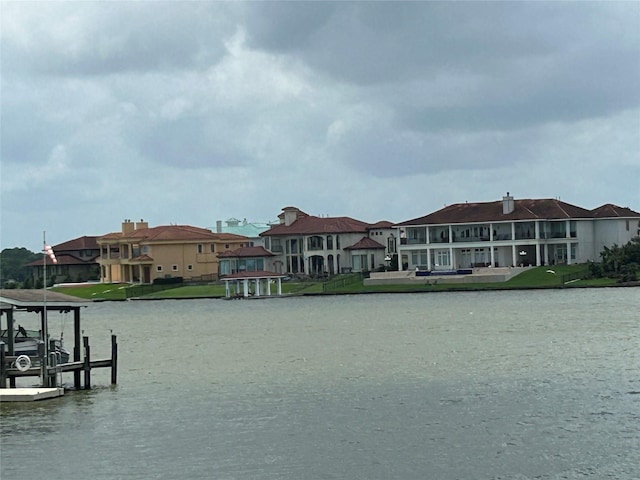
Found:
97,220 -> 249,284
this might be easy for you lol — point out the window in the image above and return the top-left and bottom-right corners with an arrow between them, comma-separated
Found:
210,244 -> 215,253
307,236 -> 324,251
172,265 -> 178,271
387,235 -> 396,253
187,265 -> 193,271
336,235 -> 341,249
156,265 -> 163,272
433,250 -> 450,268
197,244 -> 203,254
407,227 -> 427,244
327,235 -> 333,250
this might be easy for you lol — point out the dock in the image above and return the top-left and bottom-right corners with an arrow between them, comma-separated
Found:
1,289 -> 117,400
0,387 -> 64,402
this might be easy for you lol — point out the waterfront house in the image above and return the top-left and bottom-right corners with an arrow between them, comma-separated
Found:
97,220 -> 249,284
395,193 -> 640,271
28,236 -> 100,285
260,207 -> 396,275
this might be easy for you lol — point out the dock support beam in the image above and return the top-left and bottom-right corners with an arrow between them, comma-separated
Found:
111,334 -> 118,385
83,336 -> 91,390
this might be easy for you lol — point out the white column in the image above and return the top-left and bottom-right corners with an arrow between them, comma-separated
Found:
266,279 -> 272,296
512,245 -> 517,267
566,241 -> 572,265
225,281 -> 230,297
255,278 -> 261,297
277,278 -> 282,295
243,279 -> 249,297
427,247 -> 432,270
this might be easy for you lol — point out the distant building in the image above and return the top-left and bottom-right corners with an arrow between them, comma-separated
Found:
28,236 -> 100,284
260,207 -> 396,275
97,220 -> 249,284
211,218 -> 275,247
395,193 -> 640,271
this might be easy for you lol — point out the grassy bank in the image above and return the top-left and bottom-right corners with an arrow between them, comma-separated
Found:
50,265 -> 625,300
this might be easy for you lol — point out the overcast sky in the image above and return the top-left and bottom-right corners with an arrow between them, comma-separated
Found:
1,1 -> 639,252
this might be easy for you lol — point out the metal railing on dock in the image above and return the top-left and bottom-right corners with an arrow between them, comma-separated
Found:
0,334 -> 117,390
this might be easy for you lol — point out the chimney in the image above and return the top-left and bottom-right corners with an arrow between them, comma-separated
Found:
135,219 -> 148,230
502,192 -> 515,215
216,220 -> 222,233
283,207 -> 299,226
122,219 -> 135,235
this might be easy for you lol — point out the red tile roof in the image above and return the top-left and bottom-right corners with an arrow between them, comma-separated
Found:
26,253 -> 97,267
395,198 -> 629,226
99,225 -> 248,243
343,237 -> 386,250
263,214 -> 374,236
369,220 -> 394,229
54,236 -> 99,251
217,246 -> 275,258
590,204 -> 640,218
129,254 -> 154,263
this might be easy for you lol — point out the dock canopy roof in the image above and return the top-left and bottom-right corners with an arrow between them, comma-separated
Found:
0,289 -> 89,311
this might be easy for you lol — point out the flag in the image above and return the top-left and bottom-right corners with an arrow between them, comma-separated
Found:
44,245 -> 58,264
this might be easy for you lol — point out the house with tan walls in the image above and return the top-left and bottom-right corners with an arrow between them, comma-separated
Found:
97,220 -> 249,284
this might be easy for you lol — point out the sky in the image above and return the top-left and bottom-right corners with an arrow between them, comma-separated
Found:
1,1 -> 639,252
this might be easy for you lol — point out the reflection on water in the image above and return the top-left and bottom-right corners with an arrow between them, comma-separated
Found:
1,289 -> 639,479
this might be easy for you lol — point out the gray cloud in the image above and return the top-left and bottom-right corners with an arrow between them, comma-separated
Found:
1,1 -> 638,251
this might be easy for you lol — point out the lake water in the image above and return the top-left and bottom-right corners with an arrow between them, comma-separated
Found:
1,288 -> 638,479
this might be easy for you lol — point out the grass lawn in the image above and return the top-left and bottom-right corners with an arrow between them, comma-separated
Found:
51,283 -> 130,300
50,265 -> 624,300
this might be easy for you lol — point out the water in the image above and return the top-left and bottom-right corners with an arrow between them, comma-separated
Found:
1,288 -> 638,479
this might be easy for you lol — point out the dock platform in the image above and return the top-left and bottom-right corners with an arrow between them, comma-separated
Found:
0,387 -> 65,402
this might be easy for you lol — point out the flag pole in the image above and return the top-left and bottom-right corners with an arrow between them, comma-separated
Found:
43,231 -> 49,386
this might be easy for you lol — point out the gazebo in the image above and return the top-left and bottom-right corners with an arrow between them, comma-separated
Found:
221,271 -> 287,299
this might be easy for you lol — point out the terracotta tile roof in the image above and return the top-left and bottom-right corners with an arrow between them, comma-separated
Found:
590,204 -> 640,218
98,225 -> 248,243
129,254 -> 154,263
262,215 -> 372,236
54,236 -> 99,251
396,198 -> 597,226
343,237 -> 386,250
217,246 -> 275,258
25,253 -> 98,267
369,220 -> 394,229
